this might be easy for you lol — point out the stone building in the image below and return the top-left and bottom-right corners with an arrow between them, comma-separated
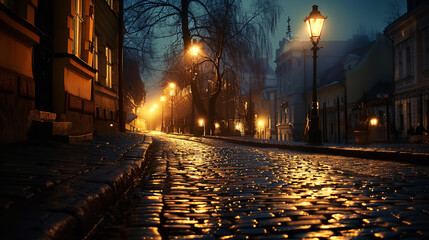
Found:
385,0 -> 429,138
275,36 -> 363,141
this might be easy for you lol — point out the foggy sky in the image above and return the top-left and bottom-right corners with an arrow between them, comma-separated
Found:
144,0 -> 407,106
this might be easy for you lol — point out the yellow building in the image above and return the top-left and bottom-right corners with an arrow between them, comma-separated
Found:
0,0 -> 40,143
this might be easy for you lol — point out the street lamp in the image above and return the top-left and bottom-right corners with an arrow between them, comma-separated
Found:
199,118 -> 205,136
169,83 -> 176,132
304,5 -> 326,145
190,39 -> 200,134
161,95 -> 165,132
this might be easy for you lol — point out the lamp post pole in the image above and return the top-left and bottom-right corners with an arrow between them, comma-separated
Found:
161,96 -> 165,132
309,41 -> 321,144
171,96 -> 174,132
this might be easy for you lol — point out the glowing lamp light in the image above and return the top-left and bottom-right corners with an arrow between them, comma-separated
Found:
161,96 -> 165,102
169,83 -> 176,89
215,123 -> 220,129
258,120 -> 264,127
199,119 -> 205,127
150,108 -> 154,112
110,123 -> 113,127
190,45 -> 200,57
153,104 -> 158,108
370,118 -> 378,126
304,5 -> 327,43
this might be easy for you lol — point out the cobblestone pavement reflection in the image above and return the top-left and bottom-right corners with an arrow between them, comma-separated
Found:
93,135 -> 429,239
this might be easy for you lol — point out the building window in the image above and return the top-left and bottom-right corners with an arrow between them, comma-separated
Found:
96,107 -> 100,119
406,46 -> 413,77
73,0 -> 83,57
93,35 -> 99,82
106,0 -> 113,10
106,46 -> 112,88
398,50 -> 403,79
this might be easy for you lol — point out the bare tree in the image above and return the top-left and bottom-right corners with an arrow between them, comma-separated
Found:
125,0 -> 280,134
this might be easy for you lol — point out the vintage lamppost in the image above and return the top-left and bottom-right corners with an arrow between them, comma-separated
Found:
160,95 -> 165,132
199,118 -> 205,136
190,39 -> 200,134
258,120 -> 264,139
304,5 -> 326,145
169,82 -> 176,133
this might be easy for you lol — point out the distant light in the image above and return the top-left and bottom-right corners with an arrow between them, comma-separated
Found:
161,96 -> 166,102
150,108 -> 154,112
169,82 -> 176,88
258,120 -> 264,127
215,123 -> 220,129
199,118 -> 205,127
153,104 -> 158,108
370,118 -> 378,126
110,123 -> 113,127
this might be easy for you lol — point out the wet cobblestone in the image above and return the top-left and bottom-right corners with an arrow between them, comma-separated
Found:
93,135 -> 429,239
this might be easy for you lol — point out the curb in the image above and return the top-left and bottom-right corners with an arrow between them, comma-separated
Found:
4,136 -> 153,240
205,136 -> 429,165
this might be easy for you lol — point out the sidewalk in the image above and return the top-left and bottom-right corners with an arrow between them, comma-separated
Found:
0,132 -> 152,240
204,135 -> 429,165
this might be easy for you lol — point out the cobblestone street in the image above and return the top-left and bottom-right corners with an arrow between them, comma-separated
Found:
93,134 -> 429,239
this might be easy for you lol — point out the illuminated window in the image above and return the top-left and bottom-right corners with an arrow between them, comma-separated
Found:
73,0 -> 83,57
105,0 -> 113,10
93,35 -> 99,82
106,46 -> 112,88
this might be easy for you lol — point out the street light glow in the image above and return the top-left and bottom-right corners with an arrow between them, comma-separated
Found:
258,120 -> 264,127
370,118 -> 378,126
199,119 -> 205,127
190,45 -> 200,57
215,123 -> 220,129
161,96 -> 165,102
153,104 -> 158,108
169,82 -> 176,89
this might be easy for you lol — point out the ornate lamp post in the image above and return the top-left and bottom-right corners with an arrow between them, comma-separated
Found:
160,96 -> 165,132
258,120 -> 264,139
199,118 -> 205,136
190,40 -> 200,134
304,5 -> 326,145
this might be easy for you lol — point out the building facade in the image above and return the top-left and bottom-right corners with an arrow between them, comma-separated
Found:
1,0 -> 123,143
0,0 -> 40,143
385,0 -> 429,139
